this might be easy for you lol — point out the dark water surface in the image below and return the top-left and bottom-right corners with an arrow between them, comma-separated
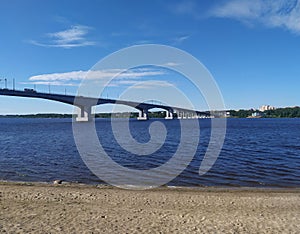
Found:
0,118 -> 299,187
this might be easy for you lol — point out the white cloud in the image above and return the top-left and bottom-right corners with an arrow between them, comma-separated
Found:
30,25 -> 96,48
172,35 -> 191,45
129,80 -> 175,89
20,81 -> 78,86
29,70 -> 87,81
162,62 -> 181,67
210,0 -> 300,34
28,68 -> 166,86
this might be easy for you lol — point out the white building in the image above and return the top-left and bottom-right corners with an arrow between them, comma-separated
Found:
259,105 -> 276,112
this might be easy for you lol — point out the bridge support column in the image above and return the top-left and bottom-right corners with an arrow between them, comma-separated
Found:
76,106 -> 92,122
137,109 -> 148,120
165,110 -> 173,119
177,112 -> 181,119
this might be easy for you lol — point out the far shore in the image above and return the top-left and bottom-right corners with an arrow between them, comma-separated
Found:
1,181 -> 299,233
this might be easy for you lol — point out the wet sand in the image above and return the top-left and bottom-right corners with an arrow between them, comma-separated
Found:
0,182 -> 299,233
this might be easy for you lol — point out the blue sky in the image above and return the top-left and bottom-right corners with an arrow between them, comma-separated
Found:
0,0 -> 300,114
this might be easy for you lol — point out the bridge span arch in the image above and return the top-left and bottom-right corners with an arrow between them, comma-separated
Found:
0,89 -> 210,121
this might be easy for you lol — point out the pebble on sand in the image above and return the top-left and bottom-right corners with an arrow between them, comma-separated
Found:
53,180 -> 63,185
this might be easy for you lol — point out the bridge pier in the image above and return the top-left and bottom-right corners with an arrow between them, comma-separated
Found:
165,110 -> 173,119
177,112 -> 185,119
137,109 -> 148,120
76,106 -> 92,122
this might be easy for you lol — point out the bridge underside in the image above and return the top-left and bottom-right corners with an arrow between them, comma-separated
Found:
75,106 -> 174,122
74,105 -> 209,122
121,106 -> 175,121
0,89 -> 210,122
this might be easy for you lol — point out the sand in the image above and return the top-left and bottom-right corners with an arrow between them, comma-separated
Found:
0,182 -> 299,233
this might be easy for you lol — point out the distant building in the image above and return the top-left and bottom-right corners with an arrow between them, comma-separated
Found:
252,112 -> 262,117
259,105 -> 275,112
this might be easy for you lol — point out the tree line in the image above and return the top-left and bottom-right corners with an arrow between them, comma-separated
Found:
1,107 -> 300,119
229,106 -> 300,118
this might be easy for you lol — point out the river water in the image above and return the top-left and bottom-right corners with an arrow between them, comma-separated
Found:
0,118 -> 299,188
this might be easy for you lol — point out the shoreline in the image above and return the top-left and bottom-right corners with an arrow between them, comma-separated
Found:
0,180 -> 300,193
1,180 -> 300,192
1,181 -> 300,233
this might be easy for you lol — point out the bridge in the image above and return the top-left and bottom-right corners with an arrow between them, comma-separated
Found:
0,88 -> 210,121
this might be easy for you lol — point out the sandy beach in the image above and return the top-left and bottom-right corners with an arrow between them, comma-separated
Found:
0,182 -> 299,233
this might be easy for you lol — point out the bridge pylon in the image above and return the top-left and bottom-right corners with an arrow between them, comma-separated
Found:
76,105 -> 92,122
165,110 -> 174,120
137,109 -> 148,120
